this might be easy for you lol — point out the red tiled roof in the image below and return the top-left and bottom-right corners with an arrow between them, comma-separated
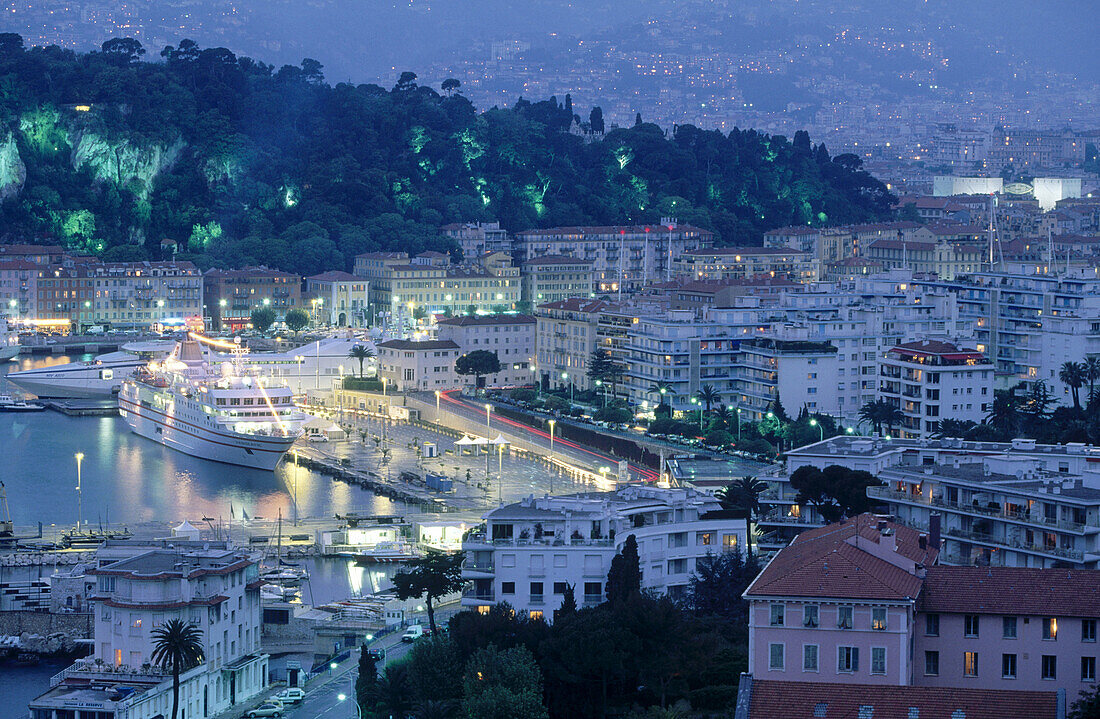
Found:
848,221 -> 925,232
307,271 -> 359,282
764,226 -> 820,236
748,680 -> 1060,719
377,339 -> 458,350
355,251 -> 408,260
921,566 -> 1100,617
516,224 -> 713,237
745,514 -> 937,601
437,314 -> 536,326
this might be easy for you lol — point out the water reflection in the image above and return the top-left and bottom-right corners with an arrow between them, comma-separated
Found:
0,355 -> 396,526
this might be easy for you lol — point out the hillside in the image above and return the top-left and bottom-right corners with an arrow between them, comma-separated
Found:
0,35 -> 895,275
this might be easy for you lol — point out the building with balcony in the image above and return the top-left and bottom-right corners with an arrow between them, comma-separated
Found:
672,247 -> 818,283
734,337 -> 839,420
877,340 -> 993,439
88,261 -> 204,331
203,267 -> 302,332
442,221 -> 509,258
0,259 -> 39,318
437,314 -> 536,389
535,298 -> 620,392
460,486 -> 747,620
513,221 -> 713,293
29,538 -> 267,719
519,255 -> 594,306
780,435 -> 1100,569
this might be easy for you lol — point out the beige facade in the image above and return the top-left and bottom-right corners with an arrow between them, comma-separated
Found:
437,314 -> 536,389
376,339 -> 461,392
520,255 -> 594,305
535,298 -> 618,392
673,247 -> 818,282
305,271 -> 369,327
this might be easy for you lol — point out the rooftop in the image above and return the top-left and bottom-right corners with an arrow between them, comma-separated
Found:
921,566 -> 1100,617
90,548 -> 251,580
684,246 -> 808,257
377,339 -> 459,350
307,271 -> 360,282
536,298 -> 620,314
747,679 -> 1060,719
437,314 -> 536,326
745,514 -> 938,601
515,224 -> 712,237
523,255 -> 595,266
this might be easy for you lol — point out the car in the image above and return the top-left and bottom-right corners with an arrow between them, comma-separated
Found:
307,434 -> 329,443
273,688 -> 305,704
401,624 -> 425,642
366,648 -> 385,661
245,702 -> 283,718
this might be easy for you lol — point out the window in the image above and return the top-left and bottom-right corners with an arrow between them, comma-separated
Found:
803,644 -> 819,672
803,605 -> 819,628
837,646 -> 859,673
1042,655 -> 1058,680
964,652 -> 979,677
770,604 -> 785,626
552,582 -> 569,595
697,531 -> 714,546
926,613 -> 940,636
1083,657 -> 1096,682
1002,653 -> 1017,679
501,582 -> 515,595
964,615 -> 980,637
871,647 -> 886,675
1003,616 -> 1017,639
925,651 -> 939,676
769,643 -> 785,670
872,607 -> 887,631
1043,617 -> 1058,640
1084,620 -> 1097,642
837,605 -> 853,629
583,582 -> 601,599
529,610 -> 543,621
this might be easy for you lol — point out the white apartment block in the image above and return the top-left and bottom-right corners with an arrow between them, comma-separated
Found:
376,339 -> 461,392
773,436 -> 1100,569
90,261 -> 204,330
437,314 -> 536,389
30,540 -> 267,719
878,340 -> 994,439
460,486 -> 747,619
915,271 -> 1100,404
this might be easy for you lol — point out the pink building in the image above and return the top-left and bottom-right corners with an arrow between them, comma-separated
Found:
745,513 -> 1100,709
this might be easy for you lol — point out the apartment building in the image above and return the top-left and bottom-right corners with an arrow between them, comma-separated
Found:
304,271 -> 369,327
0,244 -> 66,265
735,337 -> 839,420
376,338 -> 461,392
354,251 -> 520,321
441,221 -> 509,257
460,486 -> 747,619
88,261 -> 204,330
914,271 -> 1100,402
877,340 -> 993,439
35,263 -> 96,330
739,515 -> 1078,718
863,238 -> 984,280
203,266 -> 302,332
520,255 -> 594,305
535,298 -> 619,392
513,221 -> 713,293
672,247 -> 817,283
763,226 -> 822,255
0,259 -> 38,317
29,539 -> 267,719
437,314 -> 536,389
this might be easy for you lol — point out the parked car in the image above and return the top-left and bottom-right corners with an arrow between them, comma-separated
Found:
273,688 -> 305,704
366,648 -> 385,661
307,434 -> 329,443
401,625 -> 425,642
245,702 -> 283,718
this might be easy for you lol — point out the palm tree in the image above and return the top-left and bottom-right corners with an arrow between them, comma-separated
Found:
933,418 -> 977,439
412,699 -> 459,719
717,476 -> 767,563
880,402 -> 904,436
987,388 -> 1022,437
649,382 -> 675,412
712,404 -> 734,429
1085,356 -> 1100,405
695,384 -> 720,412
1061,360 -> 1087,410
150,619 -> 204,719
347,344 -> 375,378
374,664 -> 411,719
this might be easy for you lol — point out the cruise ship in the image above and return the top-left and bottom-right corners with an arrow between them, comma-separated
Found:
9,336 -> 371,399
118,339 -> 312,470
6,340 -> 176,397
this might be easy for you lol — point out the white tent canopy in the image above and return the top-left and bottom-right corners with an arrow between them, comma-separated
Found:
454,435 -> 478,446
489,434 -> 509,446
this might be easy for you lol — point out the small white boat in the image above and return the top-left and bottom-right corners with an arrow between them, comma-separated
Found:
350,540 -> 422,564
0,394 -> 45,412
259,567 -> 309,586
260,583 -> 299,601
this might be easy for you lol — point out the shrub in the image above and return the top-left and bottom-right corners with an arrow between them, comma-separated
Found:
595,406 -> 633,424
705,429 -> 733,446
509,388 -> 538,403
342,377 -> 382,392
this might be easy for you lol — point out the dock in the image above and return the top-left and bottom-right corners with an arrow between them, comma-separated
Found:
44,400 -> 119,417
291,448 -> 463,512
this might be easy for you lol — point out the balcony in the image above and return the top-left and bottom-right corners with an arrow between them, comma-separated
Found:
461,587 -> 495,602
943,526 -> 1084,562
463,531 -> 614,548
868,486 -> 1089,534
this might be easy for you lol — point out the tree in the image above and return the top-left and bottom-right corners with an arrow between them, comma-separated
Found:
347,344 -> 375,378
589,106 -> 605,134
934,418 -> 977,439
686,551 -> 760,620
413,699 -> 460,719
441,78 -> 461,95
648,382 -> 675,414
1086,356 -> 1100,406
462,645 -> 548,719
695,385 -> 721,413
356,645 -> 378,712
859,399 -> 903,436
987,387 -> 1022,437
372,664 -> 412,719
605,534 -> 641,603
717,476 -> 767,562
284,307 -> 310,333
1070,683 -> 1100,719
150,619 -> 204,719
586,347 -> 619,392
789,465 -> 881,523
392,550 -> 466,634
455,350 -> 501,390
250,306 -> 276,335
101,37 -> 145,65
1023,380 -> 1056,423
1061,361 -> 1087,410
556,583 -> 578,620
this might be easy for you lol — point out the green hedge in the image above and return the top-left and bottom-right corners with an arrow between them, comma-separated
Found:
342,377 -> 383,392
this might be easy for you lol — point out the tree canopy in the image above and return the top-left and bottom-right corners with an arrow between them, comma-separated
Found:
0,35 -> 895,276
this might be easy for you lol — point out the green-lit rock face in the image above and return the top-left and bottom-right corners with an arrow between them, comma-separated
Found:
0,131 -> 26,199
69,131 -> 184,200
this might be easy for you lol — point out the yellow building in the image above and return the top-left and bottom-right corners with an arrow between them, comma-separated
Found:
672,247 -> 818,282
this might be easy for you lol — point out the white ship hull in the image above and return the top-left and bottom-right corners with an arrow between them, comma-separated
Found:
0,346 -> 19,361
119,388 -> 300,470
7,360 -> 140,398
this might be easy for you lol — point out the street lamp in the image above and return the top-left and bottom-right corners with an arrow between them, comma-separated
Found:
291,450 -> 300,526
435,390 -> 441,415
809,418 -> 823,443
846,426 -> 855,435
74,452 -> 84,533
690,397 -> 702,429
548,419 -> 556,494
736,407 -> 742,441
561,371 -> 572,404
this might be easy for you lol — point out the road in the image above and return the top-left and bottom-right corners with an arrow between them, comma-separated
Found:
433,390 -> 661,482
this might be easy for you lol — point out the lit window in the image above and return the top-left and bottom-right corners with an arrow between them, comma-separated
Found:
872,608 -> 887,631
1043,618 -> 1058,641
964,651 -> 979,677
